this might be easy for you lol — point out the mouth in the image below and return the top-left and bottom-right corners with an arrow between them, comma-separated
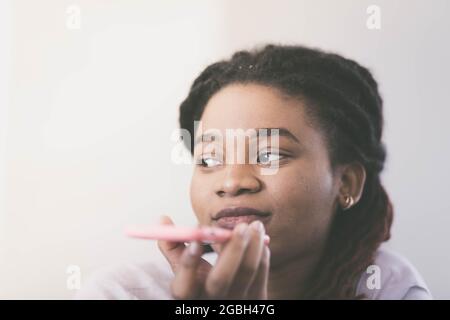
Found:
211,206 -> 272,230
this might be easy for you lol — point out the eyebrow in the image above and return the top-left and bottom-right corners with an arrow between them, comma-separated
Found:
194,127 -> 300,145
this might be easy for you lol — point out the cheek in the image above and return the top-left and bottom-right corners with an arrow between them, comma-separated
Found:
189,173 -> 210,224
269,166 -> 334,217
265,166 -> 336,254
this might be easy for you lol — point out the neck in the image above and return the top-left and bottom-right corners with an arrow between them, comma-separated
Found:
267,251 -> 322,300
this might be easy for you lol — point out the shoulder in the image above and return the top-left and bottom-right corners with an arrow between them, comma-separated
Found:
73,254 -> 175,300
356,248 -> 432,300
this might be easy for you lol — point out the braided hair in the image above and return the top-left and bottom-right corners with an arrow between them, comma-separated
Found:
179,44 -> 393,299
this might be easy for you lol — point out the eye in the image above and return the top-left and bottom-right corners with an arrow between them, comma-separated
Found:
257,151 -> 283,165
199,155 -> 222,168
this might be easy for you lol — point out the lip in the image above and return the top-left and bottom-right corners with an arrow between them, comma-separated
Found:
212,206 -> 271,220
212,206 -> 272,230
214,215 -> 272,230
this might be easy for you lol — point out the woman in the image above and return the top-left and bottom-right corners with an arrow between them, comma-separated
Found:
75,44 -> 431,299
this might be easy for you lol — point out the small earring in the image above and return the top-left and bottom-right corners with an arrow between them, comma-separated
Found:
342,195 -> 355,210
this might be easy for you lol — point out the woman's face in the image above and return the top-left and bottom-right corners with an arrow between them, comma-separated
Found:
190,83 -> 341,267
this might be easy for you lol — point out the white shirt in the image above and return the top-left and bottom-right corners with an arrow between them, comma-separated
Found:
73,248 -> 432,300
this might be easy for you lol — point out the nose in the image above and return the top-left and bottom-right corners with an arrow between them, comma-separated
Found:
215,164 -> 262,197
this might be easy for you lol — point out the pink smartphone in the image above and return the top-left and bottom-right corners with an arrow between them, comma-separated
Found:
124,224 -> 270,245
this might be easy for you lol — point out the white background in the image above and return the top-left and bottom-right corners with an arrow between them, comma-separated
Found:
0,0 -> 449,299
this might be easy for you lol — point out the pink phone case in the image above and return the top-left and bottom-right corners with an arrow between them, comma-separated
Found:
124,224 -> 270,245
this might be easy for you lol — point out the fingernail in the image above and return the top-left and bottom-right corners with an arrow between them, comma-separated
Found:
250,221 -> 264,232
159,215 -> 169,224
188,242 -> 201,256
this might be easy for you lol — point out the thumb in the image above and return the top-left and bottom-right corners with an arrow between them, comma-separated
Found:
157,215 -> 186,272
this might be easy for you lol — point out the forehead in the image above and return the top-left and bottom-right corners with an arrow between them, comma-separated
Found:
198,83 -> 314,142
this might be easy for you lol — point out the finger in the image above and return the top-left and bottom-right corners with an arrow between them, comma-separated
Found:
227,220 -> 265,298
204,223 -> 250,298
171,241 -> 204,299
157,215 -> 186,272
246,245 -> 270,299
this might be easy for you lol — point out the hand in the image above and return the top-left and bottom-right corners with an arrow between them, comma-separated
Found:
157,215 -> 270,299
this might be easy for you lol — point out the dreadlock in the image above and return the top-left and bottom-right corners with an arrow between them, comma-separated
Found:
178,44 -> 393,299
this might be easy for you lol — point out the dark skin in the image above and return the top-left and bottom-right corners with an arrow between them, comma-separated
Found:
158,83 -> 366,299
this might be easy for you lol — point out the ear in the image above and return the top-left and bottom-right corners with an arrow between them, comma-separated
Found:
336,162 -> 366,209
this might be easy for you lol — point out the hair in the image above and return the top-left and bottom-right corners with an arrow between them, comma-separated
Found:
178,44 -> 393,299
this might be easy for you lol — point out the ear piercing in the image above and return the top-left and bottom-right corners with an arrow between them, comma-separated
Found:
237,64 -> 254,70
342,195 -> 355,210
